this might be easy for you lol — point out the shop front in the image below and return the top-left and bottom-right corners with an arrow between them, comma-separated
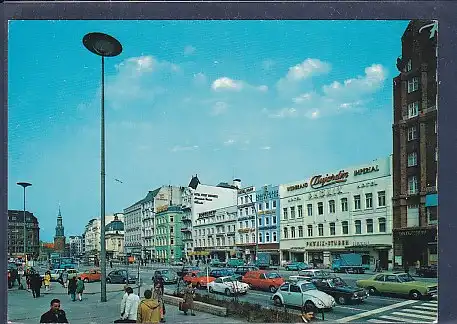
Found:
258,243 -> 280,265
393,226 -> 437,268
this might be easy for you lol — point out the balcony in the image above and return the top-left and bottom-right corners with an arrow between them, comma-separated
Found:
238,228 -> 254,233
181,227 -> 191,233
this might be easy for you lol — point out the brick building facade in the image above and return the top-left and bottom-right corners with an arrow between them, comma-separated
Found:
8,210 -> 40,259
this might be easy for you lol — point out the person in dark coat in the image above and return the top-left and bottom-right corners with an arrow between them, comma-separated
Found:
40,298 -> 69,323
153,275 -> 165,295
31,273 -> 42,298
68,277 -> 77,301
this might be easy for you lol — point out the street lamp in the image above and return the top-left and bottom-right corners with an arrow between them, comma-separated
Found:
83,32 -> 122,303
17,182 -> 32,264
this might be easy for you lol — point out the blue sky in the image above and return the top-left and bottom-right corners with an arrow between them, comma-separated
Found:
8,20 -> 409,241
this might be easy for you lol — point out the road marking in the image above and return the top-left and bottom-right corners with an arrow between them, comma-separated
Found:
367,319 -> 396,323
428,300 -> 438,304
335,305 -> 369,312
391,311 -> 436,321
336,300 -> 418,323
379,315 -> 422,323
422,302 -> 438,307
412,305 -> 437,311
401,308 -> 437,316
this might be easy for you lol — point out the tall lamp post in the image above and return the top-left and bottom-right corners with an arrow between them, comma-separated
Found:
83,32 -> 122,302
17,182 -> 32,264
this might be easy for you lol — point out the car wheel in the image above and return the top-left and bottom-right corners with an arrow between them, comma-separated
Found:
196,283 -> 201,289
106,278 -> 111,284
248,283 -> 253,290
225,288 -> 232,296
409,290 -> 422,300
367,287 -> 378,295
269,285 -> 277,293
305,300 -> 316,310
84,278 -> 89,283
337,296 -> 347,304
273,296 -> 283,306
209,286 -> 214,293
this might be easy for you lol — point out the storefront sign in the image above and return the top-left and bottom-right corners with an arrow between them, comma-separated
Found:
257,191 -> 278,200
288,197 -> 301,202
310,171 -> 349,189
352,241 -> 370,247
198,210 -> 216,218
354,165 -> 379,176
357,181 -> 377,189
308,186 -> 343,200
393,227 -> 437,241
287,183 -> 308,191
156,205 -> 168,213
238,187 -> 254,194
306,239 -> 350,248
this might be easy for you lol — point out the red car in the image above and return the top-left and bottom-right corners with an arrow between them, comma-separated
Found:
183,270 -> 216,289
242,270 -> 284,293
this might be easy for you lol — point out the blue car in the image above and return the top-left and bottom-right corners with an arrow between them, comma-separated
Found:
285,262 -> 311,271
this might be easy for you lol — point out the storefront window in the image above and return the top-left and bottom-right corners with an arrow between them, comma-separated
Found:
341,198 -> 348,212
342,221 -> 349,234
330,222 -> 336,235
318,224 -> 324,236
366,219 -> 373,233
378,218 -> 386,232
307,225 -> 313,237
355,220 -> 362,234
298,226 -> 303,237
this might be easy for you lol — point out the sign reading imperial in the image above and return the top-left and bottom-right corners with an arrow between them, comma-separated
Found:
310,171 -> 349,189
354,165 -> 379,176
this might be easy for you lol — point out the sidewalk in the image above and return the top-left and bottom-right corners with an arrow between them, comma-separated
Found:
7,281 -> 135,295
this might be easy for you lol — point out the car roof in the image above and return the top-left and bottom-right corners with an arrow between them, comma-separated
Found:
288,280 -> 313,285
375,272 -> 407,276
219,276 -> 235,280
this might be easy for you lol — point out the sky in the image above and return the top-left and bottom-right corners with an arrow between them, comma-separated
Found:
8,20 -> 410,241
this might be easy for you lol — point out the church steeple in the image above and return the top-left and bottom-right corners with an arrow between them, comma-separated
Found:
55,204 -> 65,238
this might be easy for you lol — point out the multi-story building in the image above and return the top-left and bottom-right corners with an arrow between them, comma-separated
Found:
235,185 -> 258,263
124,196 -> 144,258
392,20 -> 438,268
7,210 -> 40,259
279,156 -> 393,270
181,175 -> 238,261
105,214 -> 125,260
68,235 -> 83,258
83,214 -> 123,260
255,185 -> 281,265
193,205 -> 238,261
155,205 -> 185,263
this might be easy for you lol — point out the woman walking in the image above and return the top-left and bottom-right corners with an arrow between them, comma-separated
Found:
153,283 -> 165,322
68,277 -> 77,302
76,277 -> 85,301
61,270 -> 69,289
181,283 -> 196,316
44,271 -> 51,291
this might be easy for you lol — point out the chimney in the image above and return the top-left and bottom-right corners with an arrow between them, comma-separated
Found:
233,178 -> 241,189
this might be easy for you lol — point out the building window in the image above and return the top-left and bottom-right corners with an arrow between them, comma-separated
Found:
251,233 -> 255,243
240,197 -> 244,204
291,227 -> 296,238
407,77 -> 419,93
342,221 -> 349,235
354,195 -> 361,210
407,152 -> 417,167
245,207 -> 248,215
272,216 -> 277,224
407,205 -> 420,227
240,235 -> 244,244
355,220 -> 362,234
329,200 -> 336,213
341,198 -> 348,212
318,202 -> 324,215
307,225 -> 313,237
265,232 -> 270,242
318,224 -> 324,236
329,222 -> 336,236
307,204 -> 313,216
406,59 -> 412,72
273,231 -> 277,242
258,218 -> 262,226
258,203 -> 263,211
298,226 -> 303,237
283,208 -> 288,220
284,227 -> 288,239
408,176 -> 418,194
366,219 -> 374,233
378,218 -> 386,232
427,207 -> 438,225
290,207 -> 296,219
251,207 -> 255,214
365,193 -> 373,209
273,200 -> 277,208
375,191 -> 385,208
266,201 -> 269,209
407,126 -> 417,141
298,205 -> 303,218
251,220 -> 255,228
258,233 -> 263,243
265,216 -> 270,225
408,101 -> 419,118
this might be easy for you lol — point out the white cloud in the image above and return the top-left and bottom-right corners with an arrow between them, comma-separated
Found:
184,45 -> 196,55
257,85 -> 268,92
260,146 -> 271,150
285,59 -> 331,82
211,101 -> 228,116
171,145 -> 199,152
265,107 -> 298,119
293,92 -> 313,103
212,77 -> 243,91
224,139 -> 235,145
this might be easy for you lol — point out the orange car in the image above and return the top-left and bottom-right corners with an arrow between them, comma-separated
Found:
80,268 -> 101,283
242,270 -> 284,293
183,270 -> 215,289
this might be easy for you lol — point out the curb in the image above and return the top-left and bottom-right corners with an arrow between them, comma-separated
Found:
32,285 -> 140,296
163,293 -> 227,317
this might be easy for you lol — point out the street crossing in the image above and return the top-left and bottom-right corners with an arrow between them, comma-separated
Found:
367,300 -> 437,323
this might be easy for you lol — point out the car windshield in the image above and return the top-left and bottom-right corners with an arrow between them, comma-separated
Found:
160,270 -> 168,274
327,277 -> 346,287
267,273 -> 281,279
398,274 -> 415,282
301,283 -> 317,291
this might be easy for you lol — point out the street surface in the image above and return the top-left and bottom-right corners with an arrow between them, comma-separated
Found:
11,263 -> 437,323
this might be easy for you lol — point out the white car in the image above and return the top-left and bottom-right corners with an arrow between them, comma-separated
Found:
48,269 -> 78,281
272,280 -> 336,310
298,269 -> 334,279
208,276 -> 249,296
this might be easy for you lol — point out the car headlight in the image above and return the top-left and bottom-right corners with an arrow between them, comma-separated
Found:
353,292 -> 358,297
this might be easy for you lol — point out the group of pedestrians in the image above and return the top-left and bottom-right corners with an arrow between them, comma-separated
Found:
67,276 -> 85,301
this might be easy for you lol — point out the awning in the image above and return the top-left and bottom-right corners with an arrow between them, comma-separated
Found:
426,194 -> 438,207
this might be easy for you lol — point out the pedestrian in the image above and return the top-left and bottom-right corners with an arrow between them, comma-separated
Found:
137,289 -> 161,324
110,260 -> 113,268
61,270 -> 69,288
67,277 -> 77,302
31,273 -> 42,298
39,298 -> 69,323
300,304 -> 317,323
181,283 -> 196,316
115,287 -> 139,323
120,285 -> 129,319
153,275 -> 165,295
76,277 -> 85,301
17,266 -> 24,289
44,271 -> 51,291
153,282 -> 165,322
8,270 -> 12,289
415,260 -> 421,274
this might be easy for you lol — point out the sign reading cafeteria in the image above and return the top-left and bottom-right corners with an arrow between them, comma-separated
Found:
310,170 -> 349,189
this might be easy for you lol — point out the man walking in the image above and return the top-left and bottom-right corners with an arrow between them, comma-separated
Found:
31,273 -> 42,298
137,289 -> 161,324
40,298 -> 69,323
114,287 -> 139,323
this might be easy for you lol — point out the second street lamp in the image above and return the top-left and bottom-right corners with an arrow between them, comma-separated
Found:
17,182 -> 32,266
83,32 -> 122,303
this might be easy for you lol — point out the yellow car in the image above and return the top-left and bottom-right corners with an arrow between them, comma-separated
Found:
356,272 -> 437,300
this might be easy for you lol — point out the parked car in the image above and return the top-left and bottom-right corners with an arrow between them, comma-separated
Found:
311,276 -> 368,304
285,262 -> 312,271
153,269 -> 178,284
183,270 -> 216,289
242,270 -> 284,293
171,261 -> 184,266
210,268 -> 235,278
80,268 -> 101,283
177,266 -> 200,278
106,269 -> 136,284
208,276 -> 249,296
416,264 -> 437,278
272,281 -> 336,310
227,258 -> 244,268
298,269 -> 334,279
356,272 -> 437,300
234,265 -> 259,277
210,259 -> 226,268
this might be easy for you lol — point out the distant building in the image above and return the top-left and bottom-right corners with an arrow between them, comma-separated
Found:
83,214 -> 124,260
235,184 -> 257,263
105,214 -> 125,260
69,235 -> 83,258
53,206 -> 66,253
8,210 -> 40,259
